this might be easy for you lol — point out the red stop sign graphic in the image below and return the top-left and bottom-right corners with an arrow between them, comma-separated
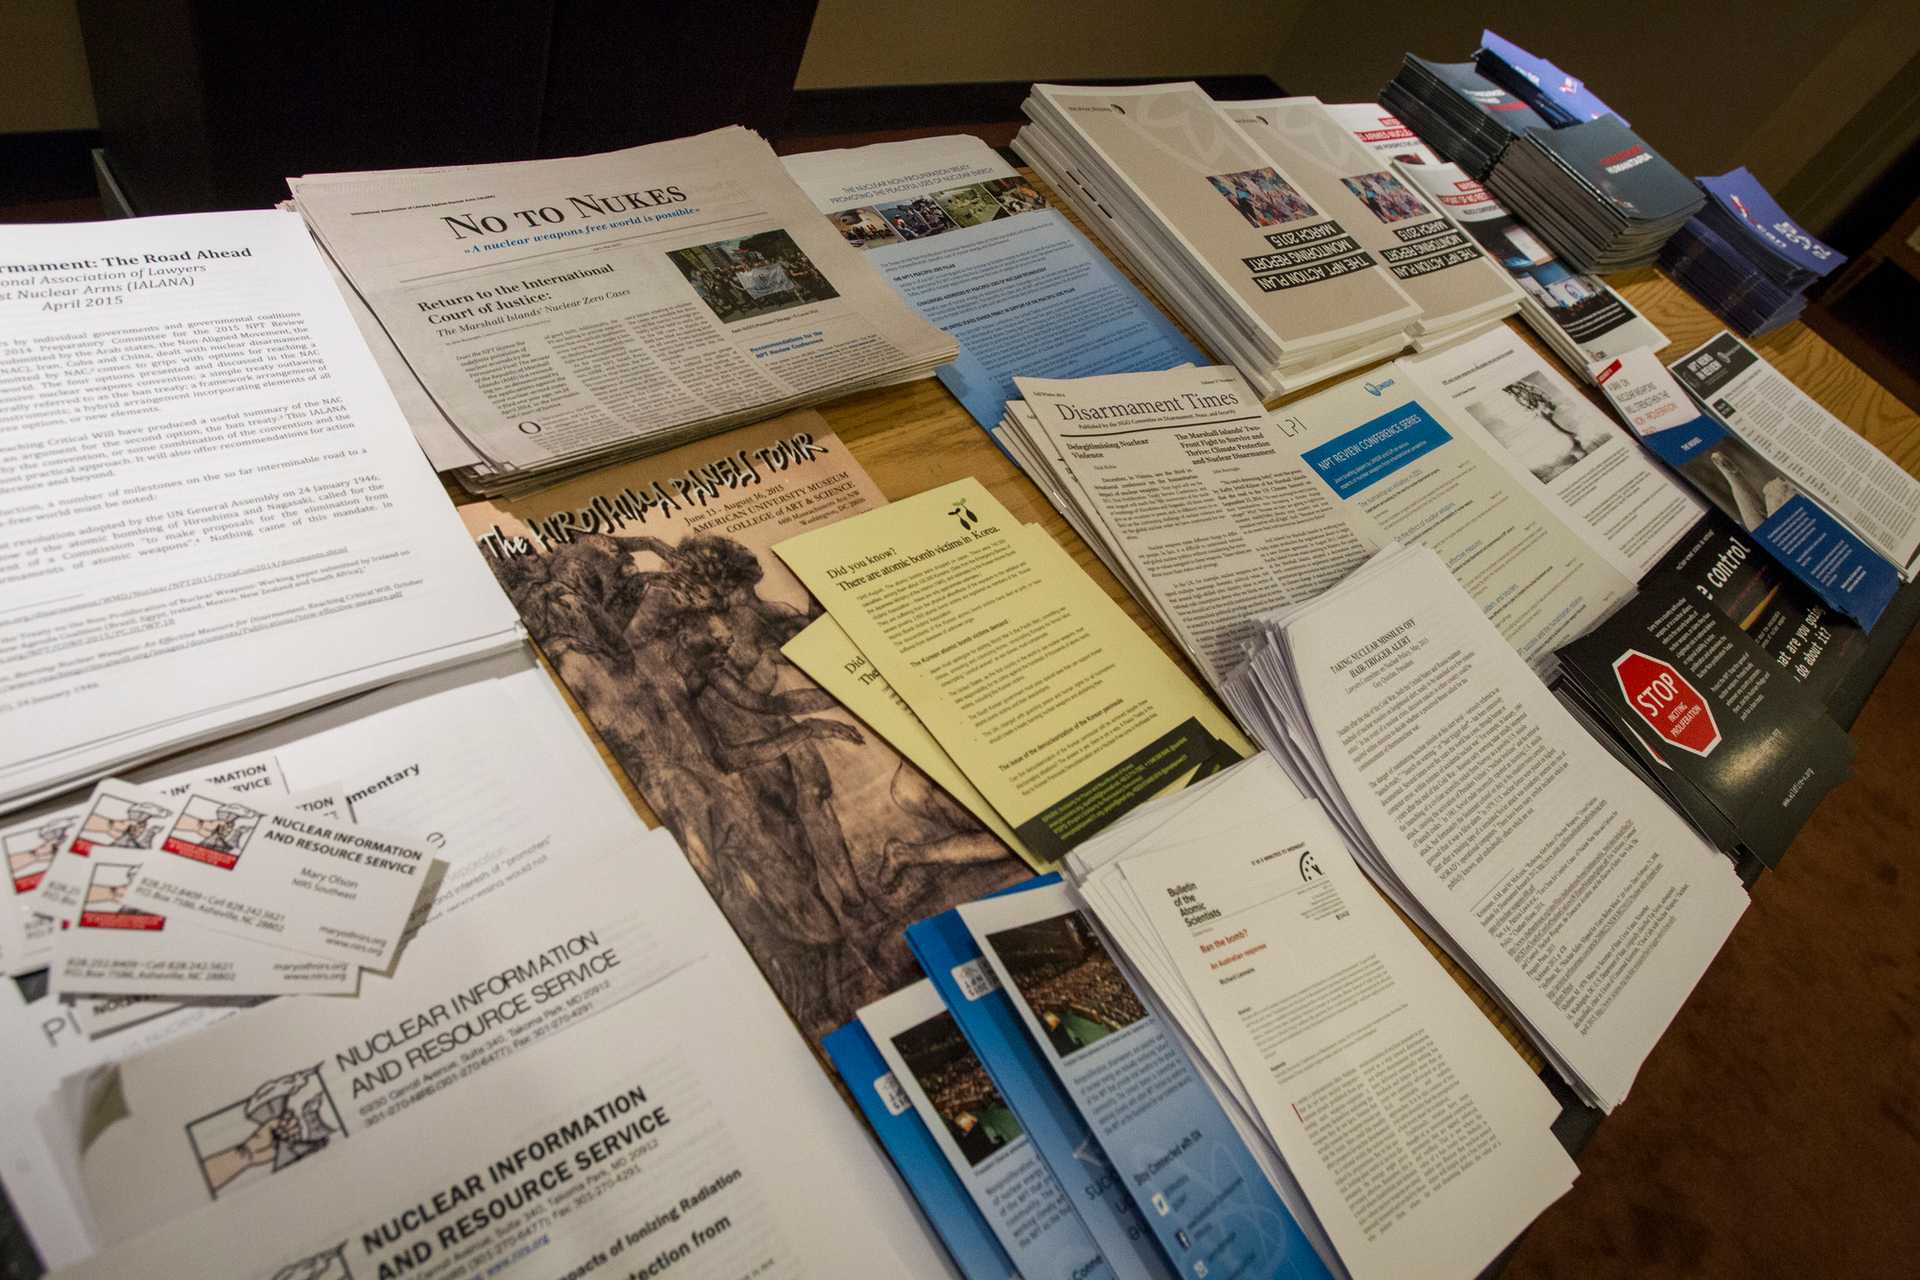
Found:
1612,649 -> 1720,757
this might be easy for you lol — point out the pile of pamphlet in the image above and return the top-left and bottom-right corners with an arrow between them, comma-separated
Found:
1554,579 -> 1855,868
1483,116 -> 1705,271
1659,167 -> 1846,335
1013,81 -> 1425,398
1474,30 -> 1625,128
1222,544 -> 1750,1112
1326,102 -> 1670,373
1223,96 -> 1523,349
290,127 -> 957,495
1379,56 -> 1548,178
0,211 -> 524,815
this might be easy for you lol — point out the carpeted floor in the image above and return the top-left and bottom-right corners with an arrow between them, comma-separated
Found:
1506,629 -> 1920,1278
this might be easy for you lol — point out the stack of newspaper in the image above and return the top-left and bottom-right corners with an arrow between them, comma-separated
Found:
1484,116 -> 1705,272
289,127 -> 957,495
1379,56 -> 1548,178
1658,168 -> 1846,336
1222,96 -> 1523,350
1012,81 -> 1425,398
1474,30 -> 1625,128
995,356 -> 1642,696
1221,543 -> 1751,1111
1327,103 -> 1667,374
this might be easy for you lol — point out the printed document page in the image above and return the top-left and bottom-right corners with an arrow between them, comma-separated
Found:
776,479 -> 1250,861
1283,547 -> 1747,1109
291,129 -> 952,476
1122,784 -> 1575,1279
784,134 -> 1201,428
0,210 -> 521,811
51,840 -> 952,1280
1404,327 -> 1703,574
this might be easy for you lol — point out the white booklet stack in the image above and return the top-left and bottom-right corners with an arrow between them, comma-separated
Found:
1324,103 -> 1667,377
1223,97 -> 1523,350
1220,543 -> 1750,1111
290,127 -> 956,495
1014,81 -> 1422,398
1061,753 -> 1580,1279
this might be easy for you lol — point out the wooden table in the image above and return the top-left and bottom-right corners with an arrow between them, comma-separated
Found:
478,169 -> 1920,1092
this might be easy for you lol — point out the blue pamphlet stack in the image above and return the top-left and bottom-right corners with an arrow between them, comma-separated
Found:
1659,168 -> 1846,336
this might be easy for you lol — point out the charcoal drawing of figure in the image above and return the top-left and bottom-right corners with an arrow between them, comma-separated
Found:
489,529 -> 1021,1043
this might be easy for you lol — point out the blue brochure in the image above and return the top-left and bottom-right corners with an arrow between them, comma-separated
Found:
958,881 -> 1334,1280
909,898 -> 1177,1280
823,1020 -> 1017,1280
1639,413 -> 1897,630
1698,168 -> 1844,281
1477,31 -> 1625,128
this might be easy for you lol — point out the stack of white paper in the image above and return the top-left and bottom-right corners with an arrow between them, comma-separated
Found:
994,361 -> 1635,694
1013,82 -> 1423,398
1220,544 -> 1749,1111
1060,753 -> 1581,1279
289,127 -> 958,495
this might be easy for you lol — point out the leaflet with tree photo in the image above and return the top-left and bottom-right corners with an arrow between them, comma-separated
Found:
291,129 -> 955,493
783,134 -> 1201,430
775,480 -> 1250,862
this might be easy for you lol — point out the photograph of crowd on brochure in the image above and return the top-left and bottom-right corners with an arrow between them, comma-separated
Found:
891,1011 -> 1025,1166
985,910 -> 1147,1058
666,230 -> 840,325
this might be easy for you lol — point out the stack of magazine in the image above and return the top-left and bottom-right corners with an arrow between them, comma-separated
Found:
1659,167 -> 1846,335
1483,116 -> 1705,271
1013,81 -> 1425,398
1326,102 -> 1667,373
1222,96 -> 1523,349
1379,56 -> 1548,178
1474,30 -> 1625,128
290,127 -> 957,494
1221,543 -> 1751,1112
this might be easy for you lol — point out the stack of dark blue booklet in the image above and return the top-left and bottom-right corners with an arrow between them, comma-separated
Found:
1379,54 -> 1548,177
1659,167 -> 1845,335
1473,30 -> 1625,128
1485,115 -> 1704,271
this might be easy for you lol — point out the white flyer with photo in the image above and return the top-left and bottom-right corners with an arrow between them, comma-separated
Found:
123,784 -> 430,968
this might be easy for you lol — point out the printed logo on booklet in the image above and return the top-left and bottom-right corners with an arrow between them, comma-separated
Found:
1612,649 -> 1720,757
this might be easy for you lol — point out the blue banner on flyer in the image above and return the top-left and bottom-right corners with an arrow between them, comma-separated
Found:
822,1021 -> 1017,1280
908,905 -> 1177,1280
869,209 -> 1203,431
963,887 -> 1333,1280
1644,416 -> 1897,629
1699,168 -> 1844,279
1303,401 -> 1451,499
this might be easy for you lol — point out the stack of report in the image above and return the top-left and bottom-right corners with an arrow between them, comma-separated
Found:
1553,579 -> 1855,868
1379,56 -> 1548,178
1221,543 -> 1750,1111
290,127 -> 957,495
1474,30 -> 1625,128
1221,95 -> 1523,349
1658,167 -> 1846,335
1060,754 -> 1581,1279
1325,102 -> 1669,372
1484,117 -> 1705,271
1013,81 -> 1423,398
